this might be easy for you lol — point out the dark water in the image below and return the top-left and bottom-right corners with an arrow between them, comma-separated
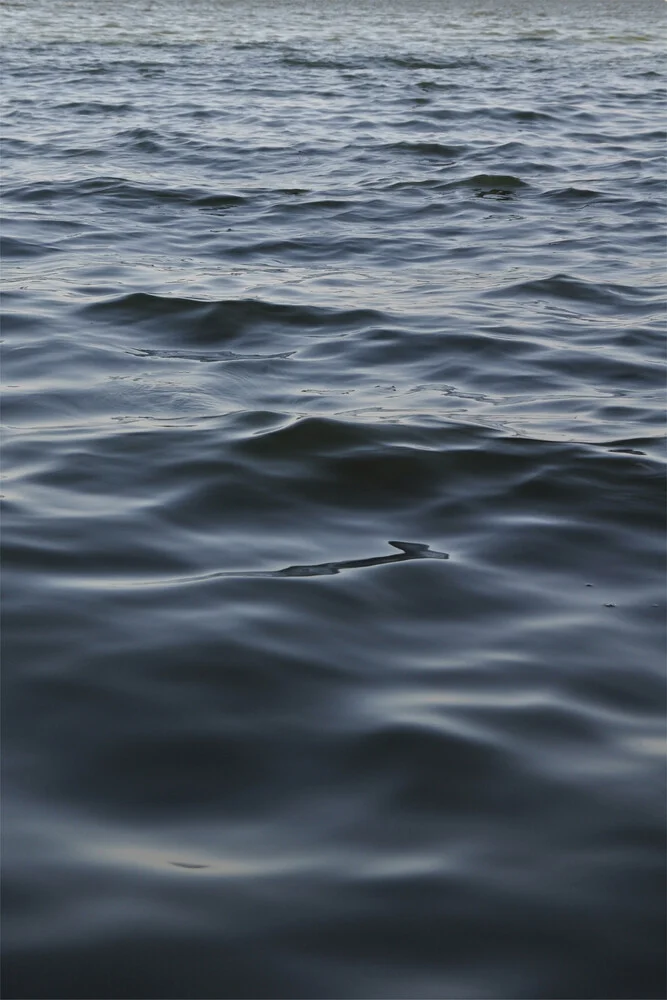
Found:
2,0 -> 666,997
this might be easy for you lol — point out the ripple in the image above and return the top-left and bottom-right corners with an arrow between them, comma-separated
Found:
4,3 -> 666,998
488,273 -> 659,311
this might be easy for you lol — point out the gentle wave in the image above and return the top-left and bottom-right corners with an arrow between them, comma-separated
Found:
3,1 -> 666,997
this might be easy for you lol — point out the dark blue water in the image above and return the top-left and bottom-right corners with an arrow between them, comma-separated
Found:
2,1 -> 666,997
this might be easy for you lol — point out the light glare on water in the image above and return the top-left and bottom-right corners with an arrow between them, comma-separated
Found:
2,0 -> 666,997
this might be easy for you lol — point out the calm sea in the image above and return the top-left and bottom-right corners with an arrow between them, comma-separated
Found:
2,0 -> 666,997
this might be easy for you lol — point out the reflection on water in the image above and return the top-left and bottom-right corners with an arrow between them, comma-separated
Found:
3,0 -> 665,996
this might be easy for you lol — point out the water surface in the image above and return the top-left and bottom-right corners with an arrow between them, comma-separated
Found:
2,1 -> 666,997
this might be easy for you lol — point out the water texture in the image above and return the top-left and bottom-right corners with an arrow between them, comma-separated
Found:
2,0 -> 666,997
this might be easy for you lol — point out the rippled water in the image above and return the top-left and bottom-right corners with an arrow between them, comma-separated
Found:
2,0 -> 666,997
